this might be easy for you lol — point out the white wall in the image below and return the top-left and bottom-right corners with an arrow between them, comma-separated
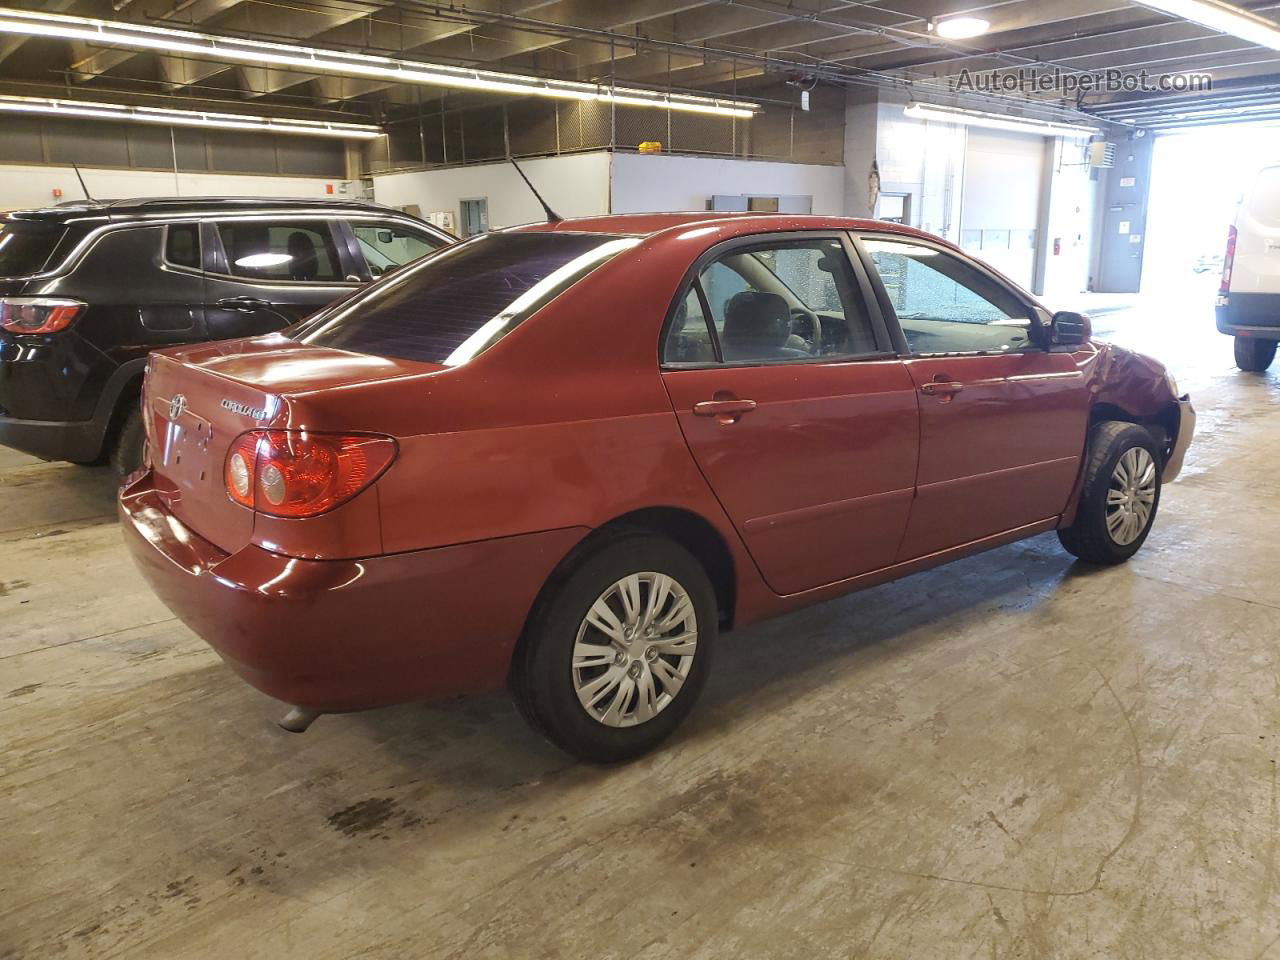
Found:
0,163 -> 342,211
610,153 -> 845,216
371,152 -> 611,229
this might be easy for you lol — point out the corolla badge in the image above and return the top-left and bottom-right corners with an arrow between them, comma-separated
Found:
221,398 -> 268,420
168,394 -> 187,420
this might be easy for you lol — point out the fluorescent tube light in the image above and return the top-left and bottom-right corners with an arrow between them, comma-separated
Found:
0,94 -> 382,138
1133,0 -> 1280,50
0,7 -> 760,119
904,102 -> 1100,137
934,17 -> 990,39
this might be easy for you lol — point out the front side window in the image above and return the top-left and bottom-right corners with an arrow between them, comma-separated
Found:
292,231 -> 638,366
665,237 -> 878,365
215,220 -> 342,282
864,239 -> 1033,354
351,223 -> 444,277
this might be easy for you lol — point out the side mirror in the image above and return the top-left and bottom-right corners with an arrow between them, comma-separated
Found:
1050,310 -> 1091,346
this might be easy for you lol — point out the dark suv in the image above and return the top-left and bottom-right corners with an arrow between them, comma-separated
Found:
0,197 -> 452,476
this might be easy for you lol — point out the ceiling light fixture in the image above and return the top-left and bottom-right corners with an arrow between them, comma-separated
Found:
933,17 -> 991,39
1133,0 -> 1280,50
904,102 -> 1101,137
0,7 -> 760,119
0,94 -> 383,138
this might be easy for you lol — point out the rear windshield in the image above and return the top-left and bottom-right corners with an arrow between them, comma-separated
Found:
0,219 -> 68,276
290,231 -> 638,365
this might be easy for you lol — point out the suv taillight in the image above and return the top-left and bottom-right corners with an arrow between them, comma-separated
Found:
0,297 -> 85,334
225,430 -> 397,518
1221,225 -> 1237,295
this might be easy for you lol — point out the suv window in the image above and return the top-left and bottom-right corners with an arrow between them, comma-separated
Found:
351,223 -> 443,276
864,239 -> 1033,354
165,223 -> 201,270
292,232 -> 638,366
215,220 -> 342,282
0,219 -> 68,276
665,238 -> 878,364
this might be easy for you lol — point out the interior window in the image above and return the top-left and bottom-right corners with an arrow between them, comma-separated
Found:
663,287 -> 717,364
864,239 -> 1033,354
216,221 -> 341,282
684,238 -> 877,364
351,223 -> 443,277
164,223 -> 200,270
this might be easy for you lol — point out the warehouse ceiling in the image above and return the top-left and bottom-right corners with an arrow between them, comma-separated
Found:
0,0 -> 1277,130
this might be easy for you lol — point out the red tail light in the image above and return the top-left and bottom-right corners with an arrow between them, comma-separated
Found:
1221,225 -> 1237,295
225,430 -> 397,518
0,297 -> 85,334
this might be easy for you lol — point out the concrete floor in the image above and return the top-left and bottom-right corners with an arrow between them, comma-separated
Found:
4,282 -> 1278,959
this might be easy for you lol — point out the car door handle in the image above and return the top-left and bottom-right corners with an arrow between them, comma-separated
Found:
693,399 -> 757,419
215,296 -> 271,312
920,381 -> 964,396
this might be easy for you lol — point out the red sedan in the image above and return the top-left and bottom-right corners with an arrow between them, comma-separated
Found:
121,213 -> 1195,762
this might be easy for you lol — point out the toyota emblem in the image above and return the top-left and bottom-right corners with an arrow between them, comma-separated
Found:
168,394 -> 187,420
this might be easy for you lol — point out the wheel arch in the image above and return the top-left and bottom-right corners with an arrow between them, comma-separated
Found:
508,506 -> 738,689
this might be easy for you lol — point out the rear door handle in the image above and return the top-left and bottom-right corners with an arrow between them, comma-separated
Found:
919,382 -> 964,396
216,296 -> 271,312
693,399 -> 757,419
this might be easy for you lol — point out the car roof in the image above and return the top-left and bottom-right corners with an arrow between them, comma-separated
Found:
3,196 -> 416,224
506,211 -> 940,242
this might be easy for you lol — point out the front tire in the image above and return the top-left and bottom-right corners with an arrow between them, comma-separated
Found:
512,533 -> 717,763
1235,336 -> 1277,372
1058,421 -> 1162,565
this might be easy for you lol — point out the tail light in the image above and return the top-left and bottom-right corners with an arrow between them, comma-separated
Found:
0,297 -> 85,334
1220,225 -> 1237,295
225,430 -> 397,518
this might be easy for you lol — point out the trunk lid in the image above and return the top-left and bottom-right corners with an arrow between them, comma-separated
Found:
145,334 -> 436,553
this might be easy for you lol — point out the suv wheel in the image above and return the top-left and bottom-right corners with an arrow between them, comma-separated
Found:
1235,336 -> 1277,372
110,406 -> 145,482
511,533 -> 716,763
1058,421 -> 1162,565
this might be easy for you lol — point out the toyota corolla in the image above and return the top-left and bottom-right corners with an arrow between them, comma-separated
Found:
120,213 -> 1195,762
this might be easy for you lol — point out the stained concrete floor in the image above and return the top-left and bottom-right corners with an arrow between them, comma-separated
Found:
3,281 -> 1278,959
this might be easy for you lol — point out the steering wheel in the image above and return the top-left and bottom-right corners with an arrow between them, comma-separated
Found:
789,307 -> 823,354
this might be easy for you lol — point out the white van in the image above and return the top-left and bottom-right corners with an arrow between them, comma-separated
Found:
1218,163 -> 1280,371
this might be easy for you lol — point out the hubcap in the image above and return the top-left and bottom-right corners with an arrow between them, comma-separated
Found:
571,572 -> 698,728
1106,446 -> 1157,546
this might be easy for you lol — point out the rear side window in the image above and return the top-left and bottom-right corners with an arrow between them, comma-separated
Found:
215,220 -> 342,282
165,223 -> 201,269
292,232 -> 638,365
0,219 -> 68,276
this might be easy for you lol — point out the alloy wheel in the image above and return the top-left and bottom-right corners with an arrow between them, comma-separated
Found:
1107,447 -> 1157,546
571,572 -> 698,728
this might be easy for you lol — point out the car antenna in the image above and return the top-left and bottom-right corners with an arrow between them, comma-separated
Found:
509,157 -> 561,222
71,163 -> 95,202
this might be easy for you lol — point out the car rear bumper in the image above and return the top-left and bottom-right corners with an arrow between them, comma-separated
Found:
0,413 -> 103,462
1162,396 -> 1196,483
1217,293 -> 1280,339
119,471 -> 586,712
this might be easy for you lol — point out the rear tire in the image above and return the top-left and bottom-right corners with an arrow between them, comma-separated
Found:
110,406 -> 145,483
1058,421 -> 1162,565
1235,336 -> 1277,372
512,533 -> 717,763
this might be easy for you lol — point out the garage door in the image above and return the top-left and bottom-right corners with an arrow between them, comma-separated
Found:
959,128 -> 1044,289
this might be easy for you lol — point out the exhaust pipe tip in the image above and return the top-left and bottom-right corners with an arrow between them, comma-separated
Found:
278,706 -> 321,733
